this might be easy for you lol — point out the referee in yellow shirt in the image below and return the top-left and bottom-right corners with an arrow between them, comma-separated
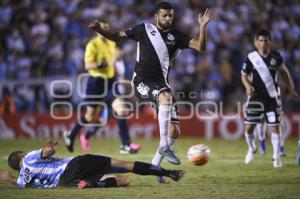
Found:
64,26 -> 139,154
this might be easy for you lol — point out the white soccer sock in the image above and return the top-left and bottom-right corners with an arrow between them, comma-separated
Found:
256,122 -> 265,141
279,123 -> 285,147
271,132 -> 280,159
158,104 -> 171,148
245,133 -> 256,152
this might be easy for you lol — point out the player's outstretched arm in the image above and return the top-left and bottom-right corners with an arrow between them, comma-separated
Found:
188,8 -> 214,52
0,170 -> 17,187
88,20 -> 127,42
279,64 -> 300,100
42,140 -> 58,159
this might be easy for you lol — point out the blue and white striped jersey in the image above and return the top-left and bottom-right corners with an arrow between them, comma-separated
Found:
17,149 -> 73,188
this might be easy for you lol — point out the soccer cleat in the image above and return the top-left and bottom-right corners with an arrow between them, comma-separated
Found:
130,143 -> 141,151
245,149 -> 255,164
78,180 -> 91,189
63,130 -> 74,152
168,170 -> 185,182
259,139 -> 266,155
120,145 -> 138,154
159,147 -> 181,165
156,176 -> 168,184
273,157 -> 282,168
279,146 -> 286,157
80,133 -> 90,152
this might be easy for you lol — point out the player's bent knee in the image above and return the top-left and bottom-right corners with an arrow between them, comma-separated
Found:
85,107 -> 99,122
100,174 -> 128,187
158,92 -> 172,105
269,126 -> 280,133
84,114 -> 94,123
112,97 -> 129,117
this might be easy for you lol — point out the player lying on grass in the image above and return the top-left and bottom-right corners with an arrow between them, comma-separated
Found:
0,140 -> 185,189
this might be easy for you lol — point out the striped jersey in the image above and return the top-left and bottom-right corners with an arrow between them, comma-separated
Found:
124,23 -> 191,85
241,50 -> 283,98
17,149 -> 73,188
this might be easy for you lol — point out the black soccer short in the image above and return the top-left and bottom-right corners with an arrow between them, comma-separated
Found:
132,76 -> 179,123
244,95 -> 281,127
60,154 -> 111,186
84,76 -> 115,106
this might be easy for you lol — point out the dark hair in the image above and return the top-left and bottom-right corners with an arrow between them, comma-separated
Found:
256,29 -> 271,40
8,151 -> 24,171
155,1 -> 173,13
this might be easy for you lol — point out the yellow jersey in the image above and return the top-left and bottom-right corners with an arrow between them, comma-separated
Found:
84,36 -> 116,78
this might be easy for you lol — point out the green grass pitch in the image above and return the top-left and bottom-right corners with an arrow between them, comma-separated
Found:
0,138 -> 300,199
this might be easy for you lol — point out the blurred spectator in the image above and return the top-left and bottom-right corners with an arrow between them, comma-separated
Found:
0,86 -> 16,116
0,50 -> 7,81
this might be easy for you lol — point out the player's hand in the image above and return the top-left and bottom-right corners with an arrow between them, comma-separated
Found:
0,171 -> 12,182
198,8 -> 214,27
88,20 -> 110,33
97,58 -> 108,68
246,86 -> 255,96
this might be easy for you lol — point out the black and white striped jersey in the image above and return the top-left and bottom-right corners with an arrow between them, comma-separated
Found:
241,50 -> 283,98
125,23 -> 191,85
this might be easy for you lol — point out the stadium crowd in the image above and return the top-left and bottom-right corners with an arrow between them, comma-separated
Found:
0,0 -> 300,113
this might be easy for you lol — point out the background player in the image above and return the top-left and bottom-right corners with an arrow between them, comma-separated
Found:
78,48 -> 141,154
241,29 -> 299,168
64,30 -> 139,154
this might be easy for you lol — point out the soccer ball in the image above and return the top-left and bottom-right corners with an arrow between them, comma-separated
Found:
187,144 -> 211,166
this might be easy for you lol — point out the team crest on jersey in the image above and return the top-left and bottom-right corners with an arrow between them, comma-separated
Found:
137,83 -> 150,96
270,58 -> 276,65
166,33 -> 175,45
152,89 -> 159,98
167,33 -> 175,41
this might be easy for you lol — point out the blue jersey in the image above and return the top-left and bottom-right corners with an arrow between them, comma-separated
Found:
17,149 -> 73,188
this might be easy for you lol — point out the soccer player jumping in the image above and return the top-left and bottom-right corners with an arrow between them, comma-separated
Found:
88,1 -> 213,174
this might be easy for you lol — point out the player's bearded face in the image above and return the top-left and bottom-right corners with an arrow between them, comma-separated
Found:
156,9 -> 174,29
